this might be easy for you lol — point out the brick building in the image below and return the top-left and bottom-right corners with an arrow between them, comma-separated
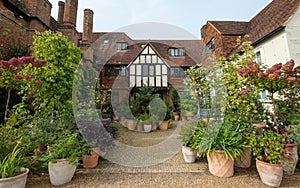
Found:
0,0 -> 80,57
201,0 -> 300,66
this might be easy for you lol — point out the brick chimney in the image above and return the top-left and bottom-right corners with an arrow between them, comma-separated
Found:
82,9 -> 94,49
63,0 -> 78,27
57,1 -> 65,24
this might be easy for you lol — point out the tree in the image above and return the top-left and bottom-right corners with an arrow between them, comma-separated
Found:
19,31 -> 82,116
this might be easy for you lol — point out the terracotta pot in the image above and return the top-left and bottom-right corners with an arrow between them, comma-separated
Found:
282,143 -> 298,175
187,116 -> 193,120
181,116 -> 187,121
159,120 -> 169,131
207,150 -> 234,178
256,158 -> 283,187
151,124 -> 157,131
0,168 -> 29,188
144,124 -> 152,132
127,119 -> 136,130
137,124 -> 143,132
82,150 -> 99,169
48,159 -> 77,186
182,146 -> 197,163
235,145 -> 252,168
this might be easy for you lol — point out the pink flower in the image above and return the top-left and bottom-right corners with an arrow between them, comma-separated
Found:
35,80 -> 42,86
286,77 -> 296,84
13,74 -> 23,80
8,57 -> 20,67
237,68 -> 251,77
248,61 -> 260,73
239,89 -> 248,95
274,70 -> 282,75
24,74 -> 35,80
282,60 -> 295,72
268,73 -> 279,81
32,60 -> 47,68
294,65 -> 300,73
258,72 -> 265,78
271,63 -> 282,71
246,85 -> 251,91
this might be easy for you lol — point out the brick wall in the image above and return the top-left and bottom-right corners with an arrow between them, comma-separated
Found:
0,1 -> 30,57
201,22 -> 239,58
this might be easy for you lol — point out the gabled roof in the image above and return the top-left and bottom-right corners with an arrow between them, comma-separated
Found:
208,21 -> 248,35
97,33 -> 201,67
207,0 -> 300,45
248,0 -> 300,45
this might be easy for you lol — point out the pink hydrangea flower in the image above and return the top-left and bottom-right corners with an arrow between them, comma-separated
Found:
35,80 -> 43,86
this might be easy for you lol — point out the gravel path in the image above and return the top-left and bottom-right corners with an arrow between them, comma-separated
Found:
26,121 -> 300,187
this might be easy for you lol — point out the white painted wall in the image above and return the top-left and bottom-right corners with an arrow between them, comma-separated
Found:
286,6 -> 300,66
254,7 -> 300,67
254,31 -> 290,67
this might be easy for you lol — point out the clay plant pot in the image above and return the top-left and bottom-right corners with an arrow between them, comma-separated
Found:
48,159 -> 77,186
256,158 -> 283,187
181,116 -> 187,122
0,168 -> 29,188
282,143 -> 298,175
235,145 -> 252,168
159,120 -> 169,131
207,150 -> 234,178
182,146 -> 197,163
127,119 -> 136,131
151,124 -> 157,131
82,150 -> 99,169
137,124 -> 144,132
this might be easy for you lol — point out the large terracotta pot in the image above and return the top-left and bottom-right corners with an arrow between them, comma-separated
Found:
151,124 -> 157,131
82,150 -> 99,169
282,143 -> 298,175
256,158 -> 283,187
235,145 -> 252,168
159,120 -> 169,131
0,168 -> 29,188
182,146 -> 197,163
207,150 -> 234,178
137,124 -> 143,132
48,159 -> 77,186
127,119 -> 136,130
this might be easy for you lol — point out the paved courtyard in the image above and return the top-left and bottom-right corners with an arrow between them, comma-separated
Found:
26,121 -> 300,188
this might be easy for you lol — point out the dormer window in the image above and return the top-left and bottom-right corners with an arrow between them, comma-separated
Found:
117,42 -> 127,51
170,48 -> 185,57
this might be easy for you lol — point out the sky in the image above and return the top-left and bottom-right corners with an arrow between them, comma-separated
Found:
48,0 -> 273,39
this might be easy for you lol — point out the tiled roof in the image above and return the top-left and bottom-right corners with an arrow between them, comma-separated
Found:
208,21 -> 249,35
92,33 -> 202,67
208,0 -> 300,45
248,0 -> 300,45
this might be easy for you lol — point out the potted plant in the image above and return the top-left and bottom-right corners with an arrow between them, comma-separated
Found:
192,118 -> 244,178
81,139 -> 99,169
139,113 -> 151,132
179,121 -> 198,163
44,131 -> 84,186
180,99 -> 196,121
157,105 -> 173,131
171,88 -> 180,120
151,115 -> 158,131
0,142 -> 29,188
136,120 -> 144,132
249,128 -> 288,187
